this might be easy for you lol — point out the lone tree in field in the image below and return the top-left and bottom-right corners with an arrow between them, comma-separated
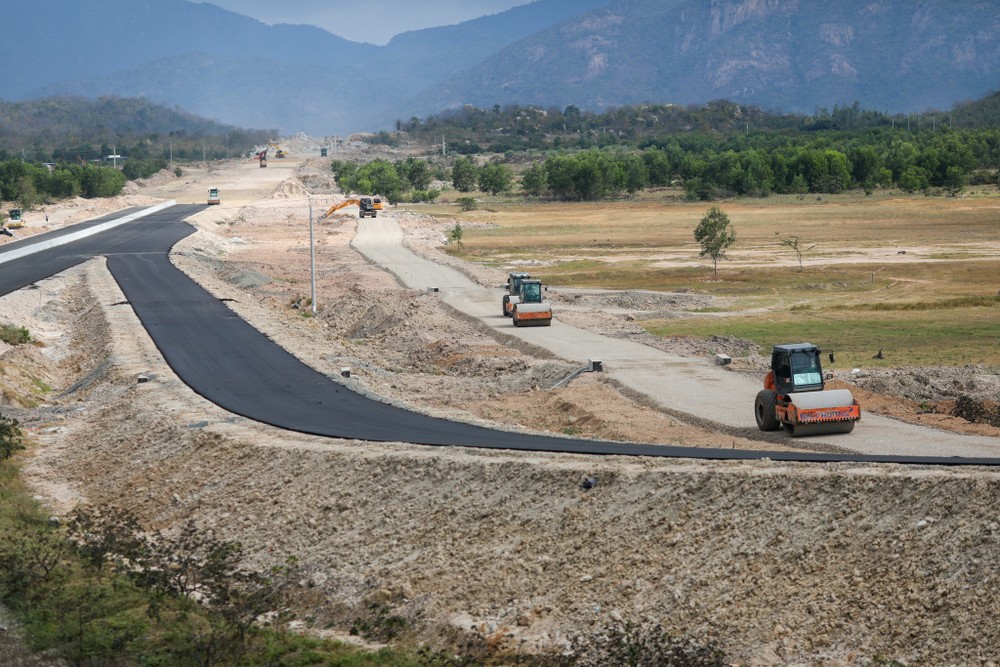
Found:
694,206 -> 736,276
779,235 -> 816,272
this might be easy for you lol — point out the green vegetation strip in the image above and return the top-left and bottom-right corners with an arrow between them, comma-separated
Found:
642,307 -> 1000,369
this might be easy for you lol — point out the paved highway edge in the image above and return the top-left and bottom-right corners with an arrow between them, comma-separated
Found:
0,201 -> 177,265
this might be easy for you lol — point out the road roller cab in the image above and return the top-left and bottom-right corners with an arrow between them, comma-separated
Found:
755,343 -> 861,436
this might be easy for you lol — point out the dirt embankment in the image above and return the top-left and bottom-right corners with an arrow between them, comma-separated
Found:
2,157 -> 999,665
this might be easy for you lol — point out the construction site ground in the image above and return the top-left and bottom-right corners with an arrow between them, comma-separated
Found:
2,144 -> 999,666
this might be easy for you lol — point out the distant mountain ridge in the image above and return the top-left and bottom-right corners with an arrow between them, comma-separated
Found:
432,0 -> 1000,115
2,0 -> 997,135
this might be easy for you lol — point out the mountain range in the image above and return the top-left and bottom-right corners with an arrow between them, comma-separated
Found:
3,0 -> 997,136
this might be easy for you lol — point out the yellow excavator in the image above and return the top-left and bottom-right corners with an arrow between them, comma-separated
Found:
321,197 -> 377,219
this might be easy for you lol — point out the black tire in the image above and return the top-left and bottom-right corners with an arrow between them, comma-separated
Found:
502,295 -> 510,317
373,211 -> 377,217
512,315 -> 520,327
754,390 -> 780,431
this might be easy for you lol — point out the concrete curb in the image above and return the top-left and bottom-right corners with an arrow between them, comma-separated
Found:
0,200 -> 177,265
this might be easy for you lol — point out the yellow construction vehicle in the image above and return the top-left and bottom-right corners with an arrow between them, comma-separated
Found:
372,195 -> 383,211
755,343 -> 861,436
510,279 -> 552,327
6,208 -> 24,229
321,197 -> 377,220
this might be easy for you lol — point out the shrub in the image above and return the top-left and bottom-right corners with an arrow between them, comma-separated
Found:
0,414 -> 25,460
456,196 -> 478,212
951,395 -> 1000,427
0,324 -> 31,345
410,188 -> 441,203
569,621 -> 727,666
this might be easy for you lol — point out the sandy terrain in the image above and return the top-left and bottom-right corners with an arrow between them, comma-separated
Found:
2,145 -> 1000,665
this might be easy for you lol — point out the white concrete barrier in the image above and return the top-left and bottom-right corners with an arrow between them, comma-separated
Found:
0,200 -> 177,265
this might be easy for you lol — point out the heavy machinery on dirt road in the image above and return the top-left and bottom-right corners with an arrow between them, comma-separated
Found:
207,188 -> 221,205
254,148 -> 268,167
754,343 -> 861,436
321,197 -> 377,220
502,272 -> 531,316
6,208 -> 24,229
511,278 -> 553,327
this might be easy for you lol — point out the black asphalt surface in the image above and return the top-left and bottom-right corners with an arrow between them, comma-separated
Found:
0,206 -> 180,293
4,204 -> 1000,465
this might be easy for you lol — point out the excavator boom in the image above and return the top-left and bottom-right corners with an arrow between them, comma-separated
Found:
321,197 -> 378,220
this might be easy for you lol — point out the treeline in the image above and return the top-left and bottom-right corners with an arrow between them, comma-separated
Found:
494,129 -> 995,201
637,126 -> 997,199
1,159 -> 127,208
394,94 -> 1000,154
0,96 -> 275,166
330,158 -> 447,202
339,129 -> 998,203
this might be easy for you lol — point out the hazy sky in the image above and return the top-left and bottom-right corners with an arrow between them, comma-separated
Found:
202,1 -> 531,45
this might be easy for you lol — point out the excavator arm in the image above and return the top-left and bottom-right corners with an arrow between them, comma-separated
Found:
321,199 -> 361,219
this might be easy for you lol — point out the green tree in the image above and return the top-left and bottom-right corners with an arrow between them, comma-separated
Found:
451,156 -> 478,192
352,160 -> 405,202
477,162 -> 513,195
15,176 -> 42,210
619,153 -> 649,194
520,163 -> 547,196
899,165 -> 929,193
398,157 -> 431,190
943,166 -> 966,196
79,164 -> 126,198
0,413 -> 25,460
642,148 -> 672,186
448,223 -> 464,250
694,206 -> 736,276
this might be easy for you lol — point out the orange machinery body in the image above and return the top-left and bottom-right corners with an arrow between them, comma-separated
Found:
764,370 -> 861,427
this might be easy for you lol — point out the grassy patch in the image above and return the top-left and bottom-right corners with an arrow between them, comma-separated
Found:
0,324 -> 31,346
642,305 -> 1000,368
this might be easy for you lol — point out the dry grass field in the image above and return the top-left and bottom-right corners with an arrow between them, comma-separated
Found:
420,190 -> 1000,370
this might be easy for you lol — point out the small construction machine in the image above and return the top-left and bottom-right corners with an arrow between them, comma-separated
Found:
755,343 -> 861,436
254,148 -> 268,167
6,208 -> 24,229
372,195 -> 383,211
511,279 -> 553,327
502,272 -> 531,316
321,197 -> 377,220
207,188 -> 221,205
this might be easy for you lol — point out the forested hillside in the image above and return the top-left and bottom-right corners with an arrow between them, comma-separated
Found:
0,96 -> 274,211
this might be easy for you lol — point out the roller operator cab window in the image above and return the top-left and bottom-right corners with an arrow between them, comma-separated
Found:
522,282 -> 541,302
790,350 -> 822,388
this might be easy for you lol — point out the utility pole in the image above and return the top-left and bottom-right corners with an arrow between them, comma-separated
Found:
309,202 -> 317,314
